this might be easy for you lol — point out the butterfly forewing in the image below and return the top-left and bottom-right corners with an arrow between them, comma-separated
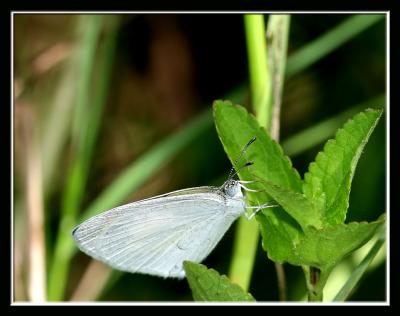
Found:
72,188 -> 243,278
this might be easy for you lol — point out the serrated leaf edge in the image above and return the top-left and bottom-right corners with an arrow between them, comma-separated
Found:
291,214 -> 385,269
302,108 -> 383,226
213,99 -> 303,192
183,261 -> 255,302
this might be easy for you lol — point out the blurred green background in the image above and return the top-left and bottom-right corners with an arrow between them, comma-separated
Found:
13,13 -> 386,302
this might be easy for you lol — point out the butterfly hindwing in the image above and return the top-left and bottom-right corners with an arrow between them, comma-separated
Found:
73,189 -> 240,278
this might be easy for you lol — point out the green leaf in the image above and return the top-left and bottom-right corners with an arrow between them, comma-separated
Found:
258,207 -> 303,263
303,108 -> 383,226
213,100 -> 302,193
213,100 -> 304,265
184,261 -> 256,302
289,214 -> 385,272
258,179 -> 322,229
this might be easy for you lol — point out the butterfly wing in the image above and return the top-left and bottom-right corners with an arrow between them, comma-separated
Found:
72,189 -> 242,278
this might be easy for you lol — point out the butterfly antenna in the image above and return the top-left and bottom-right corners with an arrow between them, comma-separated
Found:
227,136 -> 257,180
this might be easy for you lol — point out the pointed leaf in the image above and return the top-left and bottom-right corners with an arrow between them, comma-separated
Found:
183,261 -> 256,302
303,108 -> 383,226
213,101 -> 304,265
258,179 -> 322,229
213,100 -> 302,194
289,214 -> 385,271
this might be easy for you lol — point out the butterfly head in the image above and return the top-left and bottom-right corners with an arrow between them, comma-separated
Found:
222,179 -> 243,199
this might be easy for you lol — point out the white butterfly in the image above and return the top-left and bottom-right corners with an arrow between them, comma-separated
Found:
72,137 -> 276,278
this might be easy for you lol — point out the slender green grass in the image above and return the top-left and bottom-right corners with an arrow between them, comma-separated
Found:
333,224 -> 386,302
244,15 -> 271,127
48,15 -> 119,301
286,15 -> 384,77
282,94 -> 386,157
41,60 -> 79,193
70,16 -> 103,145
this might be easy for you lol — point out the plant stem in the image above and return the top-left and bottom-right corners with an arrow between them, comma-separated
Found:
228,14 -> 271,292
308,267 -> 322,301
275,262 -> 287,301
244,14 -> 271,127
229,14 -> 291,295
266,15 -> 291,141
228,217 -> 259,291
265,15 -> 291,301
303,266 -> 332,302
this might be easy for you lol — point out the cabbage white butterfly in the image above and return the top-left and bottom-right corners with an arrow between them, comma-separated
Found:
72,137 -> 275,278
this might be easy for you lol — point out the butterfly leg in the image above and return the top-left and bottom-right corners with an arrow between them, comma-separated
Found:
244,204 -> 278,220
239,183 -> 263,192
238,180 -> 257,184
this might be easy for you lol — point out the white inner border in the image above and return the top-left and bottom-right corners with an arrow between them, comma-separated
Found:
10,10 -> 390,306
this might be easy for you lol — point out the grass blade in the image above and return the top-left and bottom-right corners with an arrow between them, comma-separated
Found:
282,94 -> 385,157
48,15 -> 119,301
333,224 -> 386,302
244,14 -> 271,127
286,15 -> 384,77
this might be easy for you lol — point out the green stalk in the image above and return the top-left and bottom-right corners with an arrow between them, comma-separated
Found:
265,15 -> 291,301
71,15 -> 103,146
244,14 -> 271,127
228,14 -> 271,292
228,216 -> 260,291
303,266 -> 331,302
